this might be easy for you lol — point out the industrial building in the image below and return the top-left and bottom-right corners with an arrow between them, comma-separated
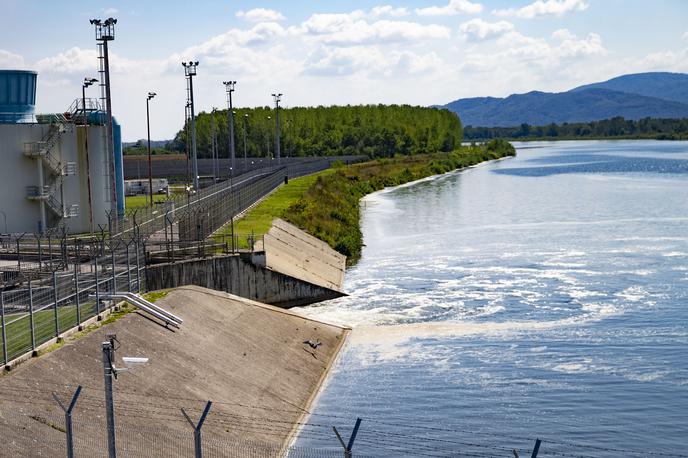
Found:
0,70 -> 124,234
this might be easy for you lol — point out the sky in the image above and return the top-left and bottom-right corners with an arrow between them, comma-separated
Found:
1,0 -> 687,141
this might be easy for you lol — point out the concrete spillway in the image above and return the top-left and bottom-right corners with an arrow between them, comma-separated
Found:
0,285 -> 350,455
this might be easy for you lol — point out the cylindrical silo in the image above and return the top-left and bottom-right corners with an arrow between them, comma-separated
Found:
0,70 -> 37,123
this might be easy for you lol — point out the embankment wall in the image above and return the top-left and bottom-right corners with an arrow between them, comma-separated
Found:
145,254 -> 344,308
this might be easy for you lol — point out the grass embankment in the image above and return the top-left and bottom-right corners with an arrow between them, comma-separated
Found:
214,170 -> 335,248
284,139 -> 515,262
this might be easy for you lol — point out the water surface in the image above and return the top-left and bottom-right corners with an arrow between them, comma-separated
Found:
297,141 -> 688,457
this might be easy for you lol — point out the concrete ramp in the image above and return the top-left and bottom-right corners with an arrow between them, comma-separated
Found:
263,218 -> 346,292
0,286 -> 350,455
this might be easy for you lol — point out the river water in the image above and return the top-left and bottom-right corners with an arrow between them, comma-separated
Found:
296,141 -> 688,457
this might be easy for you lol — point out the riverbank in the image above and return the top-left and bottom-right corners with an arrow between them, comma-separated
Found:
284,140 -> 515,263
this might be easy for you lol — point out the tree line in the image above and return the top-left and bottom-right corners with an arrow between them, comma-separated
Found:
463,117 -> 688,141
160,105 -> 462,159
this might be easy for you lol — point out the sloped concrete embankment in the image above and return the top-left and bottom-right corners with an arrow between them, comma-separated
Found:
0,285 -> 350,456
146,219 -> 348,308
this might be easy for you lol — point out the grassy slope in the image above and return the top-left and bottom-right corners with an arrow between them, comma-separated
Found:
214,170 -> 335,245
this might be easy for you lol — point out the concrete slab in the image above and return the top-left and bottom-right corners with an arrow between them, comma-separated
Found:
0,286 -> 350,455
263,218 -> 346,292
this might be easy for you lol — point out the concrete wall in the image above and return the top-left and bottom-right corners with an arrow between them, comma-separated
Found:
145,254 -> 345,308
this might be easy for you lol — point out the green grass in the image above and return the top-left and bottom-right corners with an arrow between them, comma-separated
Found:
1,302 -> 99,364
1,289 -> 170,366
214,169 -> 335,248
125,194 -> 168,209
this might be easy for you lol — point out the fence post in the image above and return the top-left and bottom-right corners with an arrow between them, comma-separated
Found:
102,340 -> 117,458
28,277 -> 36,355
125,243 -> 131,292
74,242 -> 81,329
333,418 -> 362,458
1,292 -> 7,366
53,271 -> 60,338
111,240 -> 117,294
135,238 -> 141,294
181,401 -> 212,458
531,439 -> 542,458
95,254 -> 101,317
52,385 -> 82,458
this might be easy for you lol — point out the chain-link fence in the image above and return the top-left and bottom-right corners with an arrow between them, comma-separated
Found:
113,156 -> 365,241
0,234 -> 143,366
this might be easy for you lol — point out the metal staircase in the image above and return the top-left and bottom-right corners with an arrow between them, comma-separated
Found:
23,119 -> 79,220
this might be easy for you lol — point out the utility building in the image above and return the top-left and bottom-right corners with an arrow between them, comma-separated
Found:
0,70 -> 125,234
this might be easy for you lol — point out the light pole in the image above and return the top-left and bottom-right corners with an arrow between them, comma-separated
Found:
243,113 -> 249,170
82,77 -> 98,234
146,92 -> 157,206
223,81 -> 236,178
89,17 -> 118,215
101,335 -> 149,458
182,61 -> 200,192
184,102 -> 191,189
266,116 -> 271,158
271,93 -> 282,165
211,108 -> 218,182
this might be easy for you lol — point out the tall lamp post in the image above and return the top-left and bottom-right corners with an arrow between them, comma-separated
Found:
271,93 -> 282,165
182,61 -> 199,192
243,113 -> 249,169
89,17 -> 118,215
223,81 -> 236,177
266,116 -> 271,159
82,77 -> 98,234
146,92 -> 157,206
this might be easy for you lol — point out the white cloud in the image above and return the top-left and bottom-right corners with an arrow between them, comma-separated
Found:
370,5 -> 410,17
494,0 -> 588,19
294,11 -> 367,35
236,8 -> 286,23
552,29 -> 605,58
415,0 -> 483,16
0,49 -> 25,68
302,46 -> 441,77
461,29 -> 606,74
682,31 -> 688,41
293,12 -> 450,46
34,47 -> 135,75
103,7 -> 118,16
459,18 -> 514,41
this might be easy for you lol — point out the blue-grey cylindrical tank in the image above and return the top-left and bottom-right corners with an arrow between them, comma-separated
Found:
0,70 -> 37,123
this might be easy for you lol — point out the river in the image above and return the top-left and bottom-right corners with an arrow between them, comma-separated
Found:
295,140 -> 688,457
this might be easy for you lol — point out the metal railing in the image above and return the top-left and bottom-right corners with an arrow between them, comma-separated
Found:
0,234 -> 144,367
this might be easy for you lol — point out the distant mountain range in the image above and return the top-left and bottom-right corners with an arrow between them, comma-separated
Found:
442,72 -> 688,127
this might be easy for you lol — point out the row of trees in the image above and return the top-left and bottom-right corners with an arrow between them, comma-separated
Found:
164,104 -> 462,159
463,117 -> 688,140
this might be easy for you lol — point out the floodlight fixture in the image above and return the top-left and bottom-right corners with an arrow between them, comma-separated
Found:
182,61 -> 199,76
91,17 -> 116,41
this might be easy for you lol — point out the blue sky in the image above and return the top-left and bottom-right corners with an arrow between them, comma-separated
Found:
1,0 -> 687,140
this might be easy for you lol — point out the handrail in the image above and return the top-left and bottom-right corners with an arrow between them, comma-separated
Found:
99,292 -> 182,328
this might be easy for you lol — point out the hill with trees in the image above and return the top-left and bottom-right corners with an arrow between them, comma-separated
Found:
165,105 -> 462,159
